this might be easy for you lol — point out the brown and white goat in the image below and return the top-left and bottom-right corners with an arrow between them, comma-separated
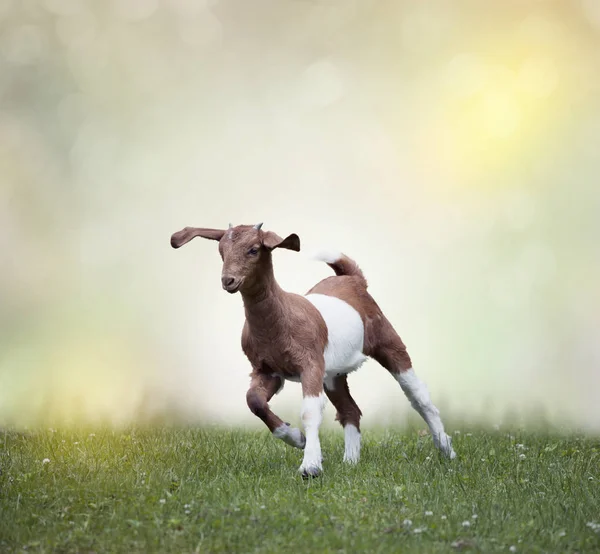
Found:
171,223 -> 456,476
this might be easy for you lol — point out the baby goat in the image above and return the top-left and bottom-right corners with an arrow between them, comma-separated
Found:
171,223 -> 456,476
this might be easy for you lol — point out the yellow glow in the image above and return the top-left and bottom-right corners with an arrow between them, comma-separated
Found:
0,330 -> 152,427
46,338 -> 145,425
429,52 -> 565,184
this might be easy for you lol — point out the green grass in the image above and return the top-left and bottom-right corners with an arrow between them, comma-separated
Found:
1,425 -> 599,553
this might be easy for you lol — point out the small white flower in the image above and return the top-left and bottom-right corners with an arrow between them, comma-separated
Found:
516,444 -> 525,450
441,515 -> 447,520
184,504 -> 191,509
472,514 -> 478,519
61,440 -> 66,443
558,530 -> 566,537
588,476 -> 594,481
425,511 -> 433,516
185,509 -> 191,515
466,433 -> 473,437
73,442 -> 79,445
509,546 -> 517,553
454,430 -> 461,435
89,433 -> 96,437
159,499 -> 166,504
587,521 -> 600,533
260,505 -> 266,509
413,527 -> 425,534
462,520 -> 471,528
48,428 -> 56,433
403,519 -> 412,527
519,453 -> 526,460
42,458 -> 50,464
425,456 -> 431,461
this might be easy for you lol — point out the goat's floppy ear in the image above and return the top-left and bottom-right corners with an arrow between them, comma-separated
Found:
171,227 -> 226,249
262,231 -> 300,252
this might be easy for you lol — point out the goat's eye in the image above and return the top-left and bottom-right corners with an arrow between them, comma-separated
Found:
248,247 -> 259,256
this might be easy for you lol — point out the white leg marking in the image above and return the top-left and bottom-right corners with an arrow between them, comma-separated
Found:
273,423 -> 305,449
343,424 -> 361,464
299,393 -> 326,476
395,368 -> 456,459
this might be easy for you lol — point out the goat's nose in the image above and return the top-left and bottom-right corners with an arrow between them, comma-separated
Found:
221,276 -> 235,288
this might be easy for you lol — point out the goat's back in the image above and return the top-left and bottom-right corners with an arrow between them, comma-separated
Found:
306,275 -> 382,321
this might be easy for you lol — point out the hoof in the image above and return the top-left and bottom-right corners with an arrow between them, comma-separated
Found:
435,433 -> 456,460
300,466 -> 322,479
274,424 -> 306,449
286,425 -> 306,450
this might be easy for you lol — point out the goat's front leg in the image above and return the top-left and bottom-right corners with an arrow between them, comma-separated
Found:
299,363 -> 327,477
246,372 -> 305,449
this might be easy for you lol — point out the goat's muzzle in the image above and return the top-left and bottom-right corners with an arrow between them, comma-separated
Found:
221,275 -> 242,293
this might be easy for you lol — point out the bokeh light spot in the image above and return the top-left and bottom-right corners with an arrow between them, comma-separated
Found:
0,0 -> 13,21
177,11 -> 222,47
166,0 -> 210,17
401,6 -> 444,53
42,0 -> 83,16
2,25 -> 44,66
503,190 -> 536,231
481,91 -> 521,138
444,53 -> 487,98
518,14 -> 564,45
300,60 -> 345,108
111,0 -> 158,22
581,0 -> 600,30
518,56 -> 559,98
55,10 -> 97,49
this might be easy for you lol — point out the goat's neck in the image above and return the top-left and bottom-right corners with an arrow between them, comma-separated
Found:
241,265 -> 290,338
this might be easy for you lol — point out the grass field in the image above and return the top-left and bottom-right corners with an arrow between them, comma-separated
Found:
1,425 -> 599,553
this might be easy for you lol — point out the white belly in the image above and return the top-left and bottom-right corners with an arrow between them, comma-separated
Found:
305,293 -> 367,387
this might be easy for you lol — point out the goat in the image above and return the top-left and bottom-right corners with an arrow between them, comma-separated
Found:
171,223 -> 456,477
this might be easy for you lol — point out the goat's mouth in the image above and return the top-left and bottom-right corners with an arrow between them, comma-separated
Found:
223,280 -> 242,294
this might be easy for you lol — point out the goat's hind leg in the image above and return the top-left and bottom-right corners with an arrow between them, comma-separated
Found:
324,374 -> 362,464
246,372 -> 305,449
372,325 -> 456,459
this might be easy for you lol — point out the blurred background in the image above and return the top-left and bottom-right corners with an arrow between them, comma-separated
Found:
1,0 -> 599,431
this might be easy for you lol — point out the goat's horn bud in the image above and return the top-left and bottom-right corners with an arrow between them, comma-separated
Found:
228,223 -> 233,229
254,222 -> 263,230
